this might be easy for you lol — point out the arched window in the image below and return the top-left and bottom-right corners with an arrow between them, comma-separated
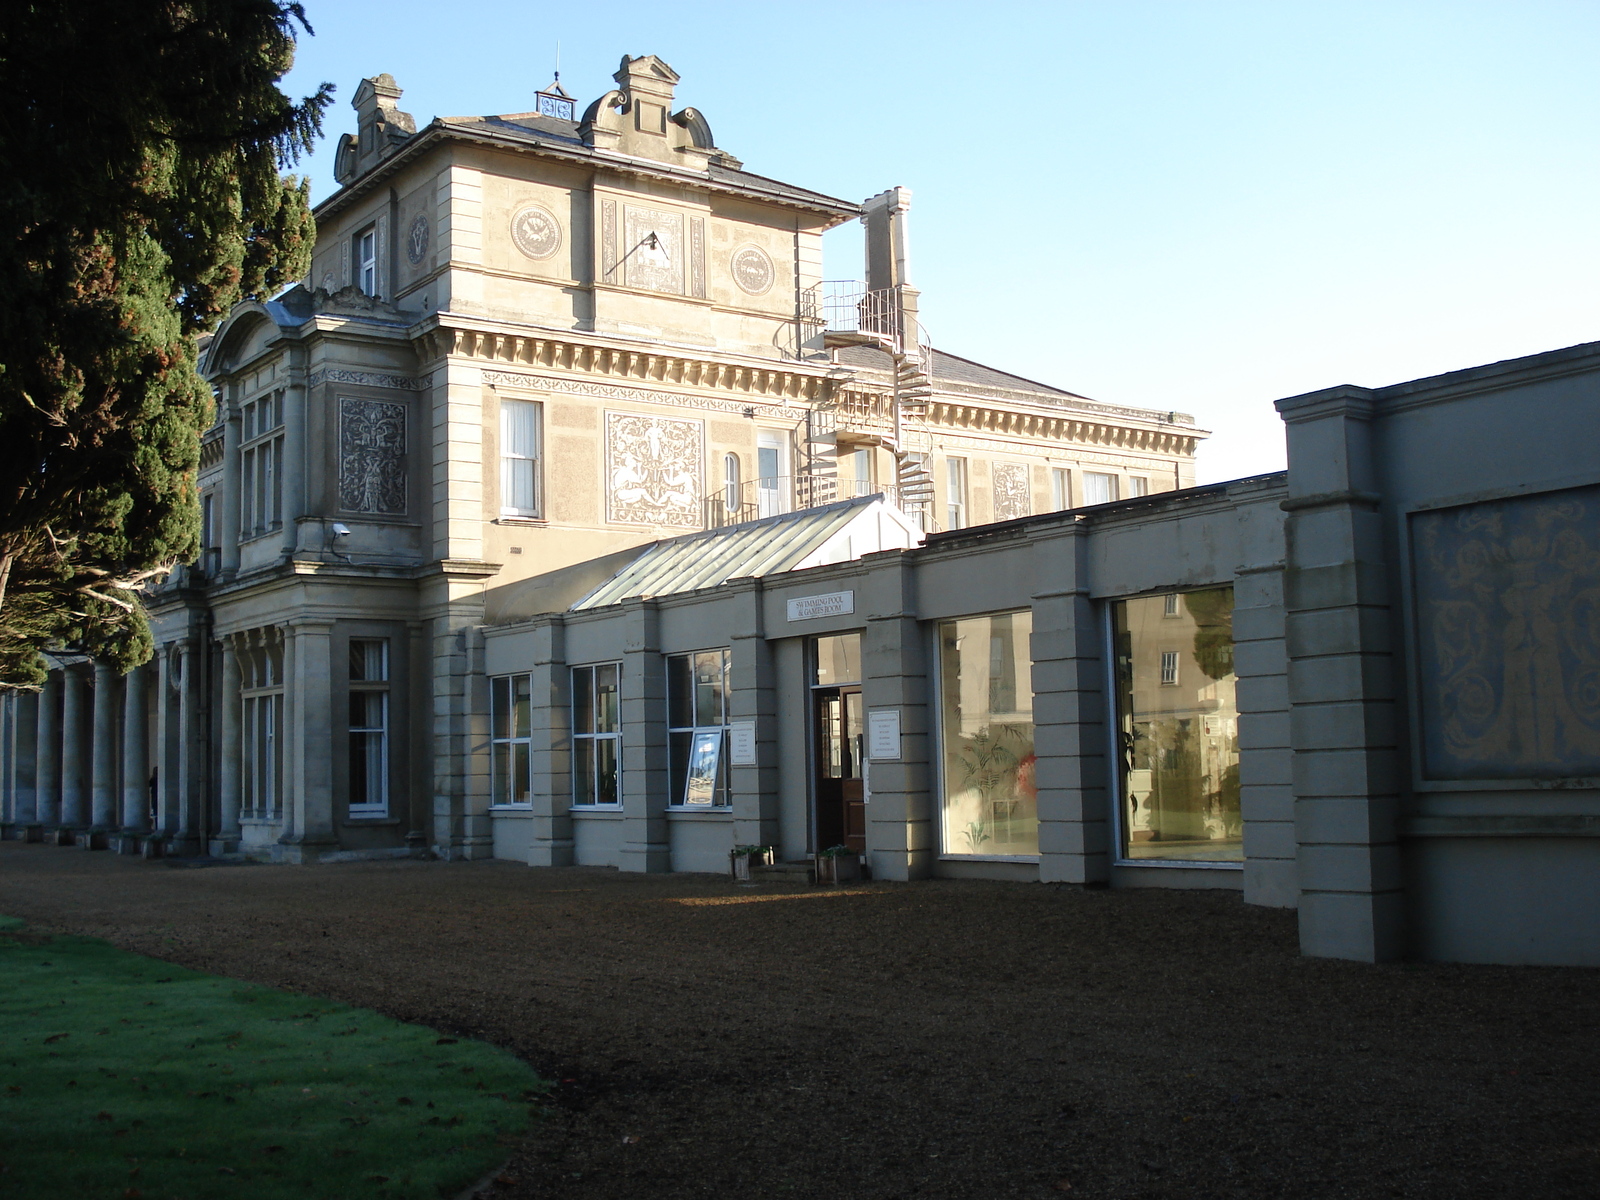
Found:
723,453 -> 740,513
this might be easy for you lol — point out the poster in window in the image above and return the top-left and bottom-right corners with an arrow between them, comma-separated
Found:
683,730 -> 721,805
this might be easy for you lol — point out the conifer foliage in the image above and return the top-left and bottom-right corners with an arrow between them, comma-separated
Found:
0,2 -> 331,685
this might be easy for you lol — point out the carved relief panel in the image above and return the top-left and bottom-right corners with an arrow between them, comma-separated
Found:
338,398 -> 407,514
992,462 -> 1031,522
1411,483 -> 1600,779
606,411 -> 703,528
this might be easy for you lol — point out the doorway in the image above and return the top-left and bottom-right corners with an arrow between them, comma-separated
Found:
813,686 -> 864,853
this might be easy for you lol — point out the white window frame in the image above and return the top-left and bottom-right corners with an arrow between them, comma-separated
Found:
1050,467 -> 1072,512
756,431 -> 789,518
722,453 -> 741,513
356,225 -> 378,296
499,398 -> 543,518
1084,471 -> 1119,506
347,638 -> 390,817
1159,649 -> 1180,686
240,641 -> 284,820
491,673 -> 534,808
239,389 -> 284,539
1128,475 -> 1150,497
946,456 -> 968,529
572,662 -> 622,808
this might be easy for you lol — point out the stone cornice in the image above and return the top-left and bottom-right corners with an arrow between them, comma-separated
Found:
834,387 -> 1200,457
413,321 -> 835,406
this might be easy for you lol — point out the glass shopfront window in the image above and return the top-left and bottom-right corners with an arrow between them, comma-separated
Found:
1112,588 -> 1241,863
572,663 -> 621,807
938,611 -> 1037,857
668,649 -> 731,807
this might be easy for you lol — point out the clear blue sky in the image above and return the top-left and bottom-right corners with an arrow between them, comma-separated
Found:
281,1 -> 1600,483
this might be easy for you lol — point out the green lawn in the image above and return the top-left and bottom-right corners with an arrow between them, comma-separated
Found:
0,916 -> 547,1200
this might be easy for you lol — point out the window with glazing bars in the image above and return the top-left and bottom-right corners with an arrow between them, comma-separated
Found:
668,649 -> 731,806
491,674 -> 533,806
500,399 -> 542,516
572,663 -> 621,806
348,639 -> 389,815
239,390 -> 284,536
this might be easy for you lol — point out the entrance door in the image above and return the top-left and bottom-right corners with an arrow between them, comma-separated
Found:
813,686 -> 865,853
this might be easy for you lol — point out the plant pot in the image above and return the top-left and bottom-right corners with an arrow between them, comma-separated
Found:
814,853 -> 862,884
730,849 -> 775,880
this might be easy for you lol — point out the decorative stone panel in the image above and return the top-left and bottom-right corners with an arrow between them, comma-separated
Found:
606,412 -> 702,528
624,205 -> 684,295
1411,482 -> 1600,779
992,462 -> 1031,521
338,398 -> 407,514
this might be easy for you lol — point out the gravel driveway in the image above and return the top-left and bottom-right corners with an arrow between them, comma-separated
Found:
2,843 -> 1595,1200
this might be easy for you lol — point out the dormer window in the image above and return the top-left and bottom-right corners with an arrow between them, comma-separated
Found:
356,225 -> 377,296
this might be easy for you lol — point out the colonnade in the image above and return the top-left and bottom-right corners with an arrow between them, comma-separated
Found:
0,642 -> 227,854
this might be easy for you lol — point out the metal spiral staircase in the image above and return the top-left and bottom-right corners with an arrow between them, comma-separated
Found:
811,282 -> 937,527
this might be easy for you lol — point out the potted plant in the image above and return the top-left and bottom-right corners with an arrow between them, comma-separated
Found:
814,844 -> 862,884
730,844 -> 775,881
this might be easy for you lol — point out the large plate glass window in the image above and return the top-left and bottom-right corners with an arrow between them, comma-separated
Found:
1112,587 -> 1241,862
668,649 -> 731,807
491,674 -> 533,807
348,639 -> 390,816
572,663 -> 621,806
937,611 -> 1037,856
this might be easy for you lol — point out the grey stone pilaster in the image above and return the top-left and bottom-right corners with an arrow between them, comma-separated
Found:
281,619 -> 335,861
728,581 -> 779,851
173,643 -> 204,853
216,644 -> 241,846
1276,386 -> 1404,962
220,387 -> 242,576
619,599 -> 669,873
10,689 -> 38,826
60,665 -> 90,829
90,660 -> 119,834
155,646 -> 180,836
35,671 -> 61,826
280,356 -> 307,558
120,664 -> 150,836
1234,564 -> 1296,907
1031,525 -> 1112,885
862,560 -> 933,881
527,617 -> 573,867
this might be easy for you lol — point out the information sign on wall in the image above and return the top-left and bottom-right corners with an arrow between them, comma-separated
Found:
786,590 -> 855,622
729,721 -> 757,766
868,708 -> 901,761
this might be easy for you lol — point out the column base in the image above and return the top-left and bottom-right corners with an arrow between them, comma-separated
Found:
139,837 -> 167,859
2,823 -> 43,843
619,842 -> 672,873
163,835 -> 203,858
76,829 -> 112,850
111,832 -> 149,855
206,837 -> 242,857
50,826 -> 81,847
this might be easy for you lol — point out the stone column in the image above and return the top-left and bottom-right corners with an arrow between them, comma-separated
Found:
1030,524 -> 1113,885
728,581 -> 780,852
528,616 -> 573,867
155,646 -> 180,837
35,670 -> 61,826
10,689 -> 39,827
281,618 -> 336,862
120,663 -> 150,840
618,599 -> 669,873
1275,385 -> 1403,963
60,664 -> 90,830
174,642 -> 203,853
862,559 -> 934,882
216,639 -> 242,849
90,660 -> 119,837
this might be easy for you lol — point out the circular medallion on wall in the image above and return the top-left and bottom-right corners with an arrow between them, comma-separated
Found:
510,204 -> 562,260
730,245 -> 775,296
407,214 -> 430,264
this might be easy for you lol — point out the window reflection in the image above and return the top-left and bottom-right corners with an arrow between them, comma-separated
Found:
1113,588 -> 1241,862
939,611 -> 1036,856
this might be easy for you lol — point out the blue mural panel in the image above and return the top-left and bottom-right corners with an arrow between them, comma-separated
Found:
1412,484 -> 1600,779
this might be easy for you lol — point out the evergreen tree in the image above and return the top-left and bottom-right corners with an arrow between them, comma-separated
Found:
0,1 -> 331,686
